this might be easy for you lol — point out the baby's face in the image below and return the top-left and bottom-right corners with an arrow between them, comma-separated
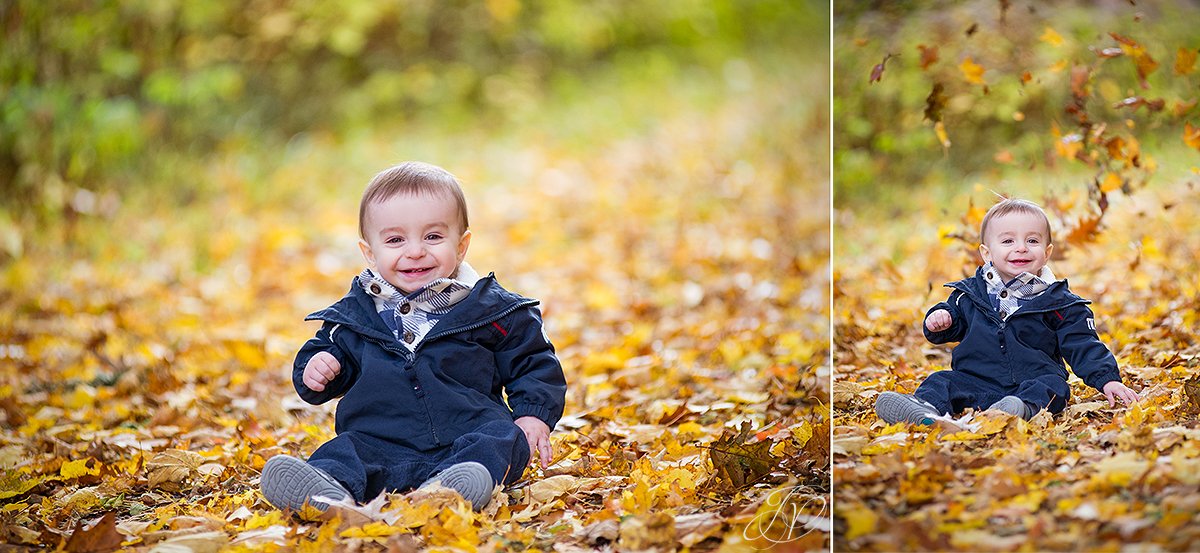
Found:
979,211 -> 1053,282
359,192 -> 470,294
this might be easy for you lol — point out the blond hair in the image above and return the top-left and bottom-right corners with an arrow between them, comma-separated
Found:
979,198 -> 1052,244
358,162 -> 469,239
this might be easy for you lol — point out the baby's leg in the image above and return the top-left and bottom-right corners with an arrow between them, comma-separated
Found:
912,369 -> 994,416
431,419 -> 531,486
307,431 -> 435,503
1012,374 -> 1071,415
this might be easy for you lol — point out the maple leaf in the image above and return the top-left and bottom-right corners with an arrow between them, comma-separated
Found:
707,421 -> 779,491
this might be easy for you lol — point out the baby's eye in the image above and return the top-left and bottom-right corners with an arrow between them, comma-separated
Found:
386,236 -> 404,245
1001,238 -> 1014,244
425,233 -> 444,241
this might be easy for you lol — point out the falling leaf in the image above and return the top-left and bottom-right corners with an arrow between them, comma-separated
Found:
1100,172 -> 1123,193
960,56 -> 986,85
924,82 -> 947,122
1070,65 -> 1090,98
1173,99 -> 1198,117
917,44 -> 939,70
934,121 -> 951,150
1175,47 -> 1198,75
1184,122 -> 1200,151
1040,27 -> 1064,47
1110,32 -> 1159,86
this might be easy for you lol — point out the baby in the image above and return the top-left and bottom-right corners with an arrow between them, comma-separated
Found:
876,198 -> 1140,425
261,162 -> 567,513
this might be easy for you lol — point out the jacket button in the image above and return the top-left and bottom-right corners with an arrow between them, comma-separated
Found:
987,272 -> 994,279
999,310 -> 1008,318
1000,291 -> 1008,298
370,284 -> 382,294
399,303 -> 411,314
403,331 -> 415,343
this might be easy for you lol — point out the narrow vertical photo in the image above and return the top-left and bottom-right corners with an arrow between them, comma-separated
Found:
0,1 -> 830,551
834,2 -> 1200,551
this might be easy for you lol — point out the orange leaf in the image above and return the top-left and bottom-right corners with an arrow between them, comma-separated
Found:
960,56 -> 986,85
1099,172 -> 1122,193
1175,47 -> 1198,75
918,44 -> 939,70
1184,122 -> 1200,151
62,512 -> 123,553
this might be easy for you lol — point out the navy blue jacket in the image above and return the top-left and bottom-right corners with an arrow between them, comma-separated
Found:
293,274 -> 567,452
924,267 -> 1121,392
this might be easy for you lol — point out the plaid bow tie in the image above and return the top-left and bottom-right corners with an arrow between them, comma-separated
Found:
358,266 -> 475,349
981,262 -> 1056,320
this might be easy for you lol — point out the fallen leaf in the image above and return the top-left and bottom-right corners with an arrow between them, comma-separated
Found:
62,512 -> 123,553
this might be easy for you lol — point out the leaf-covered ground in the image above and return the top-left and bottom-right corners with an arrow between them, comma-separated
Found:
0,56 -> 828,552
833,181 -> 1200,551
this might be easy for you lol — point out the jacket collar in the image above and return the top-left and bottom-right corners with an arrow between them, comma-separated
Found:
946,265 -> 1087,315
304,272 -> 535,342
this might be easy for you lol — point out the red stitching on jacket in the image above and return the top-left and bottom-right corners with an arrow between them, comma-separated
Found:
1053,310 -> 1064,321
491,321 -> 508,336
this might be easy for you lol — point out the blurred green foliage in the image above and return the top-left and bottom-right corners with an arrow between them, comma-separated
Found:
0,0 -> 818,228
835,1 -> 1200,209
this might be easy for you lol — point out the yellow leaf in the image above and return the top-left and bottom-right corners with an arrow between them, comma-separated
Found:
340,521 -> 407,540
1175,47 -> 1198,75
60,458 -> 99,479
1040,27 -> 1064,47
1100,172 -> 1122,193
789,421 -> 813,448
842,503 -> 878,540
960,56 -> 985,85
934,121 -> 951,149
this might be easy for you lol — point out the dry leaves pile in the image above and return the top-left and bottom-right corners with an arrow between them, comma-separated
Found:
0,63 -> 829,551
834,182 -> 1200,551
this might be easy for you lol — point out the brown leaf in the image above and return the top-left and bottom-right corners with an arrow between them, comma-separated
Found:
924,82 -> 947,122
146,449 -> 203,491
917,44 -> 939,70
1113,97 -> 1165,112
707,421 -> 779,490
62,512 -> 123,553
618,512 -> 675,551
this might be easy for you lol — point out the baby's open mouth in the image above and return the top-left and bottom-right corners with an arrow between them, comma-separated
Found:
401,267 -> 434,275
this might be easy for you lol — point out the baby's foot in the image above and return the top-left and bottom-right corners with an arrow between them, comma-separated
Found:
875,392 -> 938,425
420,461 -> 494,511
260,454 -> 352,513
987,395 -> 1033,420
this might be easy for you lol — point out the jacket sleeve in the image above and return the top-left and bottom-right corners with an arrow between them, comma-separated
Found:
1056,303 -> 1121,391
494,306 -> 567,431
923,290 -> 968,344
292,320 -> 359,404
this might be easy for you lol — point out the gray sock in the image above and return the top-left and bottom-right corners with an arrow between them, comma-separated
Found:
988,395 -> 1033,420
420,461 -> 495,511
874,391 -> 939,425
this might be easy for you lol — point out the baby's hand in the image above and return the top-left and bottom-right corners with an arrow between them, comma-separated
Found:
514,416 -> 553,469
303,352 -> 341,392
1103,380 -> 1141,408
925,309 -> 953,332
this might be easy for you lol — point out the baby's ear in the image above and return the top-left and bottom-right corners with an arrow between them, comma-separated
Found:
358,239 -> 376,267
457,230 -> 472,261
